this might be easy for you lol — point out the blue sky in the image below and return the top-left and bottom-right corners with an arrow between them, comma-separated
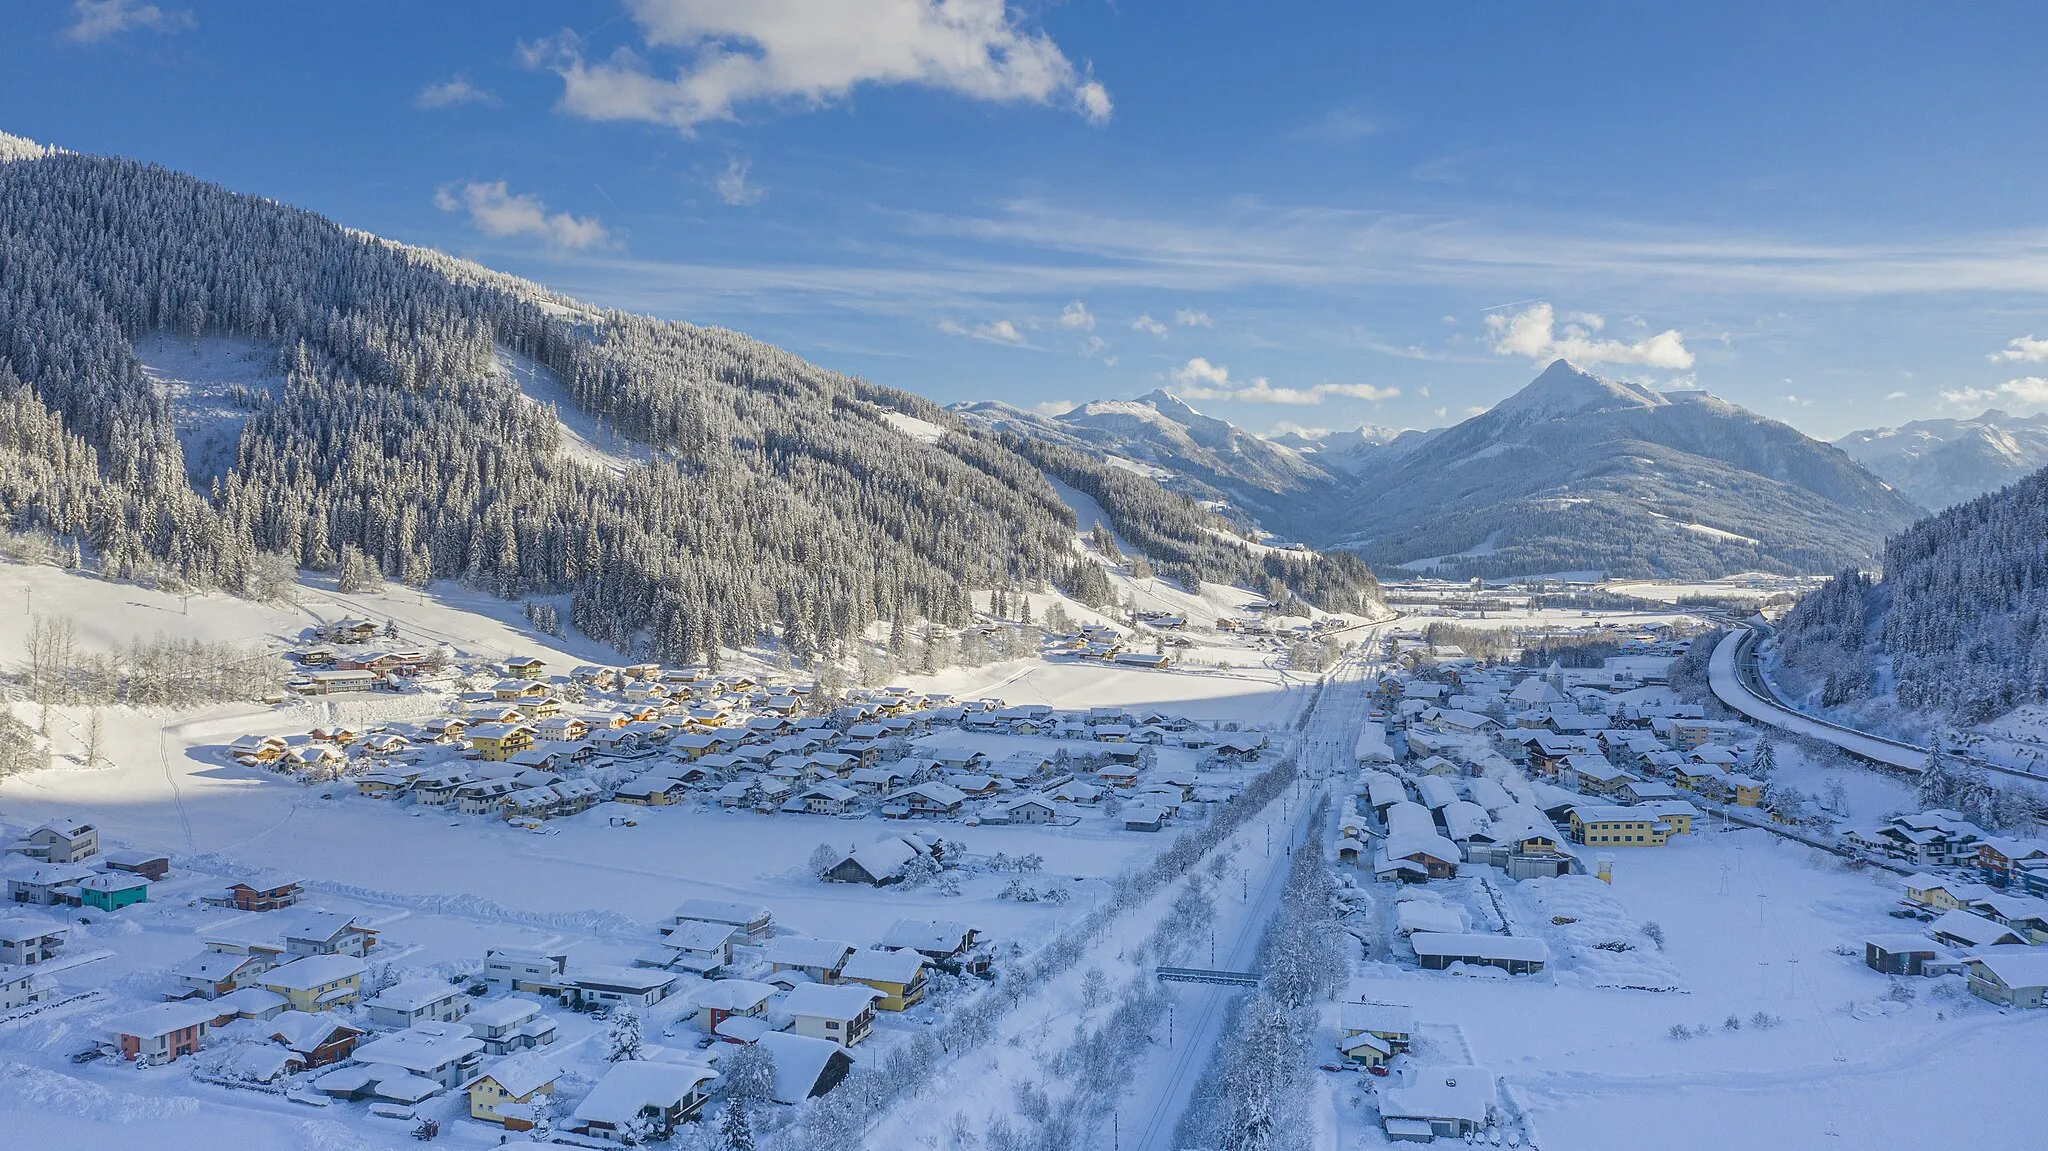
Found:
6,0 -> 2048,439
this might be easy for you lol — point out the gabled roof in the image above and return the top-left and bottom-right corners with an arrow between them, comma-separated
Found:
838,948 -> 925,984
782,982 -> 882,1019
573,1061 -> 718,1124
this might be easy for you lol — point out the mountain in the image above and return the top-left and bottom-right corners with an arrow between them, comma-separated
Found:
1330,360 -> 1927,579
1777,465 -> 2048,724
0,132 -> 1381,658
1835,409 -> 2048,511
951,390 -> 1347,540
1261,424 -> 1442,476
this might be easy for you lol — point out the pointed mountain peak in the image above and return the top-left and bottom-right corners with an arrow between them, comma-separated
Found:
1492,359 -> 1668,422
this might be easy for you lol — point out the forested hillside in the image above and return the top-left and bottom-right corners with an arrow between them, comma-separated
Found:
1777,467 -> 2048,721
0,136 -> 1377,663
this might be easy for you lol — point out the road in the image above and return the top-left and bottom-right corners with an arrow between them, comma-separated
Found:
1710,627 -> 2047,783
1119,641 -> 1378,1151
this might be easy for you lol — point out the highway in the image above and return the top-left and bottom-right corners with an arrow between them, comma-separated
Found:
1710,626 -> 2046,783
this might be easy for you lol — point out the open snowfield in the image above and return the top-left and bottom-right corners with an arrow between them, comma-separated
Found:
135,333 -> 285,486
1320,824 -> 2047,1150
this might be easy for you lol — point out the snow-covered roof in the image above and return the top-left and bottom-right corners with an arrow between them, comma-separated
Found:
839,948 -> 925,984
1338,1002 -> 1415,1037
1964,946 -> 2048,991
365,977 -> 463,1012
466,1050 -> 562,1098
352,1021 -> 485,1074
764,937 -> 855,969
572,1061 -> 718,1124
757,1030 -> 853,1104
881,919 -> 980,954
674,899 -> 771,928
1408,933 -> 1548,964
782,982 -> 882,1020
1381,1066 -> 1495,1125
107,1000 -> 219,1039
259,954 -> 366,991
692,979 -> 776,1013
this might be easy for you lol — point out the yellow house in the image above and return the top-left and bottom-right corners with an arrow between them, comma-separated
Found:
467,1053 -> 560,1129
1726,774 -> 1764,807
257,955 -> 365,1011
505,656 -> 547,680
1568,805 -> 1671,847
1904,875 -> 1967,910
525,696 -> 564,718
468,723 -> 536,761
837,949 -> 927,1011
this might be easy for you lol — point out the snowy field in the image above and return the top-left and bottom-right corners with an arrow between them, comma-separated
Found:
135,333 -> 285,486
1321,826 -> 2047,1150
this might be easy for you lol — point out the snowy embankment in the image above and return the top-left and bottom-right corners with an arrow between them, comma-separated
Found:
497,345 -> 656,475
1708,630 -> 1929,772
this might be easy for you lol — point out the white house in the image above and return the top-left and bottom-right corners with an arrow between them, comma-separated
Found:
363,977 -> 472,1030
783,982 -> 882,1048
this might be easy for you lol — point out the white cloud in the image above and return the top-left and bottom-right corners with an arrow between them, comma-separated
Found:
1033,400 -> 1076,417
1940,386 -> 1998,408
1432,406 -> 1448,419
416,76 -> 497,109
1131,313 -> 1168,337
939,316 -> 1026,344
1485,302 -> 1693,369
1167,358 -> 1397,405
525,0 -> 1110,133
714,157 -> 764,205
434,181 -> 611,250
64,0 -> 190,42
1998,377 -> 2048,406
1993,335 -> 2048,363
1265,421 -> 1332,440
1887,390 -> 1909,401
1779,393 -> 1814,407
1174,308 -> 1214,328
1941,377 -> 2048,412
1059,300 -> 1094,330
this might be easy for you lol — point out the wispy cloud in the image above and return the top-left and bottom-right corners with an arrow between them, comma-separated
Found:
1174,308 -> 1214,328
1486,303 -> 1693,370
1059,300 -> 1095,330
1033,400 -> 1076,416
939,317 -> 1026,344
1941,377 -> 2048,412
1131,312 -> 1168,337
416,76 -> 497,109
1292,107 -> 1379,143
64,0 -> 191,43
434,181 -> 611,250
1168,357 -> 1398,405
523,0 -> 1110,134
714,157 -> 765,206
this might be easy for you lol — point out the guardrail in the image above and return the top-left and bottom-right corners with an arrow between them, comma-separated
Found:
1155,966 -> 1262,987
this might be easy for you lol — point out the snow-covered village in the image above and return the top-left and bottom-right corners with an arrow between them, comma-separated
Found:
6,6 -> 2048,1150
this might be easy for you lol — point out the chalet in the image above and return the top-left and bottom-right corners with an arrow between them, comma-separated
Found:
765,936 -> 856,984
1846,811 -> 1985,868
0,918 -> 66,965
570,1060 -> 719,1141
889,782 -> 966,819
483,948 -> 569,995
299,669 -> 379,695
1380,1066 -> 1497,1143
207,871 -> 304,912
694,979 -> 776,1035
5,861 -> 95,906
319,618 -> 381,644
1409,933 -> 1549,975
1902,873 -> 1972,911
0,963 -> 56,1011
1930,908 -> 2028,951
838,947 -> 927,1010
996,795 -> 1059,825
467,997 -> 557,1055
77,872 -> 149,912
881,918 -> 989,975
422,716 -> 469,742
1863,934 -> 1940,976
1978,837 -> 2048,887
1965,893 -> 2048,943
560,966 -> 676,1011
1124,806 -> 1168,833
365,978 -> 472,1030
647,919 -> 738,975
825,836 -> 935,885
785,982 -> 882,1048
109,1000 -> 218,1063
465,1051 -> 562,1131
1338,1002 -> 1415,1067
615,772 -> 690,806
227,735 -> 288,765
8,818 -> 98,864
467,722 -> 537,762
755,1031 -> 856,1104
265,1012 -> 364,1069
504,655 -> 547,680
173,949 -> 272,999
535,716 -> 591,743
331,1021 -> 486,1097
455,779 -> 520,814
798,783 -> 862,815
258,954 -> 366,1011
1568,805 -> 1672,847
1964,947 -> 2048,1008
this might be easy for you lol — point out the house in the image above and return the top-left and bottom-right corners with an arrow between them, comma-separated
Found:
108,1000 -> 217,1063
1968,893 -> 2048,943
324,1020 -> 485,1098
693,979 -> 777,1034
889,782 -> 967,819
422,716 -> 469,742
1901,873 -> 1971,911
1845,810 -> 1985,868
258,954 -> 366,1011
76,872 -> 148,912
8,818 -> 98,863
172,949 -> 272,999
784,982 -> 882,1048
996,795 -> 1059,825
1863,934 -> 1940,976
298,669 -> 378,695
365,977 -> 473,1030
798,783 -> 862,815
265,1011 -> 364,1069
881,919 -> 989,975
647,919 -> 738,975
1408,933 -> 1549,974
672,899 -> 774,943
467,997 -> 557,1055
1963,947 -> 2048,1008
227,735 -> 289,765
765,936 -> 856,983
1567,805 -> 1672,847
824,836 -> 931,886
757,1030 -> 857,1104
560,966 -> 676,1011
1929,908 -> 2028,951
1380,1066 -> 1497,1142
466,1052 -> 563,1130
5,861 -> 96,906
504,655 -> 547,679
468,722 -> 537,762
208,871 -> 304,912
570,1060 -> 719,1142
0,918 -> 66,965
204,985 -> 290,1024
0,965 -> 57,1011
1124,806 -> 1168,833
838,948 -> 927,1010
320,618 -> 380,644
1338,1002 -> 1415,1068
